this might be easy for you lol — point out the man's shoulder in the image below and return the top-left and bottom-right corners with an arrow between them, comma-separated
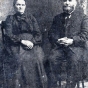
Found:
53,13 -> 63,20
54,13 -> 63,17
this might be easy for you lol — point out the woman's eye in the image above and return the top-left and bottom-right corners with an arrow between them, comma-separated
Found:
16,4 -> 21,6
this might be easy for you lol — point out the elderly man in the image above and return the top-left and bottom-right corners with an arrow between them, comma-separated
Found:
48,0 -> 88,88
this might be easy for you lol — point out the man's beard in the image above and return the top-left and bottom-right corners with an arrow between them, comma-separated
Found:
63,6 -> 75,14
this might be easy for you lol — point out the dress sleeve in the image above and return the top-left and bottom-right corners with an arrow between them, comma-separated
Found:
31,15 -> 42,45
5,15 -> 21,44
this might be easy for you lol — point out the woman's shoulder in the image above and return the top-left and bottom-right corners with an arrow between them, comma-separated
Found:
26,13 -> 37,22
26,13 -> 34,18
6,14 -> 15,22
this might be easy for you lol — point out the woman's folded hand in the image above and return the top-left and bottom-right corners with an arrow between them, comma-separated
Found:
21,40 -> 34,49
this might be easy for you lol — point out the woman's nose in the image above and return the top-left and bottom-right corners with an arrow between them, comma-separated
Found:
19,6 -> 22,9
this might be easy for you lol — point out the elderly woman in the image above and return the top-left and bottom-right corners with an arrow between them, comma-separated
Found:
3,0 -> 46,88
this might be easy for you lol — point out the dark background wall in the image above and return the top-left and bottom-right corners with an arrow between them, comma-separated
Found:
0,0 -> 87,59
0,0 -> 63,29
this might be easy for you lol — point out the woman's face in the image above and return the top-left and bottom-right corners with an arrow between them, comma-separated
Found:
14,0 -> 26,14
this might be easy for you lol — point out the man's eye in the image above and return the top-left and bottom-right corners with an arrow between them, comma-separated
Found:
63,0 -> 67,1
63,0 -> 72,2
69,0 -> 72,1
22,4 -> 25,6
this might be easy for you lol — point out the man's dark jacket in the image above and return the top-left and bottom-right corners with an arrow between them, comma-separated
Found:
48,7 -> 88,62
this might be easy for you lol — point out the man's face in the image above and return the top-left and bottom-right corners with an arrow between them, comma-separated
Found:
14,0 -> 26,14
63,0 -> 77,14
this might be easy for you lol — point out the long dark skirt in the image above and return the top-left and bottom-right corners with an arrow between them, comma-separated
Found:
3,46 -> 45,88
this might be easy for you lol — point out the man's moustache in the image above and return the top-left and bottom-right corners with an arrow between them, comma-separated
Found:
63,6 -> 71,8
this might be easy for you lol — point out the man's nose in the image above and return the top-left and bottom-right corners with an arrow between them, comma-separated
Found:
19,6 -> 22,9
65,0 -> 69,5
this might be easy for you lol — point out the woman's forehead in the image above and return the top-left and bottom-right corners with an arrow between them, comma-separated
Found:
13,0 -> 26,5
16,0 -> 25,4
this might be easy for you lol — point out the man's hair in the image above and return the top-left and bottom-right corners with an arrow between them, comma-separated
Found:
62,0 -> 78,3
62,0 -> 79,6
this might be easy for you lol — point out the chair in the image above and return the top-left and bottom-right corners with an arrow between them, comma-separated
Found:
1,21 -> 9,88
1,21 -> 6,46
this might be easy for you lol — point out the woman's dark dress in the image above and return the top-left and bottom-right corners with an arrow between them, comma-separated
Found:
3,13 -> 45,88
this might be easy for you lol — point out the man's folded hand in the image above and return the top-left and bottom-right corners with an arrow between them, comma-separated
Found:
57,37 -> 73,46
